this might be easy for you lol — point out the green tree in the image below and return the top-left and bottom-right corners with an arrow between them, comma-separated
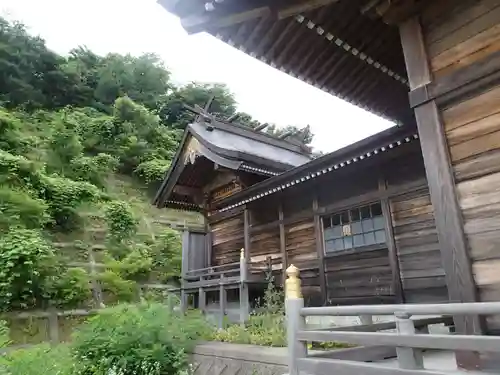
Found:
157,82 -> 237,129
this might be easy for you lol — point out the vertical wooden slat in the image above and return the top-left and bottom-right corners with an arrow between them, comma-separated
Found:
399,16 -> 482,370
379,177 -> 405,304
219,274 -> 226,329
313,196 -> 327,305
279,203 -> 287,283
243,207 -> 251,263
181,230 -> 190,277
48,308 -> 59,345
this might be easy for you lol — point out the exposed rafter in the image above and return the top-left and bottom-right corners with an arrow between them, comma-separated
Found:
218,133 -> 420,212
361,0 -> 434,24
176,0 -> 341,34
294,14 -> 409,86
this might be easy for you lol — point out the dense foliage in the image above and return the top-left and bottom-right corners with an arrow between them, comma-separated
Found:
0,302 -> 211,375
0,16 -> 313,315
72,302 -> 211,375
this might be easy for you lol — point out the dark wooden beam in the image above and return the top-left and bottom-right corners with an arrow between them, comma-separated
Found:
177,0 -> 340,34
278,203 -> 287,283
242,14 -> 270,51
366,0 -> 435,25
378,176 -> 405,304
173,184 -> 201,196
313,196 -> 327,305
243,207 -> 251,264
399,16 -> 482,370
409,48 -> 500,109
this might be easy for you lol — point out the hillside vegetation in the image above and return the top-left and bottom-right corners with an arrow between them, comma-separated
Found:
0,17 -> 314,318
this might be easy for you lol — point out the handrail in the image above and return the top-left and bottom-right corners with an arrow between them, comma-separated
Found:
185,262 -> 241,275
300,302 -> 500,317
283,264 -> 500,375
184,268 -> 240,280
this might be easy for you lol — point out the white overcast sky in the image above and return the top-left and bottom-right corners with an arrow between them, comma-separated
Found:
0,0 -> 395,153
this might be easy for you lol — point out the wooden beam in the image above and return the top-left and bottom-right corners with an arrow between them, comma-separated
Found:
182,7 -> 269,34
178,0 -> 340,34
173,184 -> 201,196
378,176 -> 405,304
409,48 -> 500,109
243,208 -> 251,264
313,196 -> 327,305
278,203 -> 287,284
365,0 -> 435,25
399,16 -> 482,370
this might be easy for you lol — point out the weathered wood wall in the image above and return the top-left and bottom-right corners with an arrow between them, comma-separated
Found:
285,218 -> 321,305
318,167 -> 395,305
385,148 -> 449,303
390,189 -> 447,303
421,0 -> 500,328
210,212 -> 244,266
424,0 -> 500,78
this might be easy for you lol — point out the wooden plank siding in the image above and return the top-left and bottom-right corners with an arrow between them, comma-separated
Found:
423,0 -> 500,78
284,218 -> 321,306
390,190 -> 448,303
442,88 -> 500,328
325,248 -> 395,305
249,224 -> 282,274
210,213 -> 244,266
419,0 -> 500,331
384,146 -> 449,303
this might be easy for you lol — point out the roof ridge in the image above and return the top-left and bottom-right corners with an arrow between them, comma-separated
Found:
193,118 -> 313,157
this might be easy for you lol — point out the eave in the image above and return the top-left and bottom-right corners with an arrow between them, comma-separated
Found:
158,0 -> 429,126
213,124 -> 420,212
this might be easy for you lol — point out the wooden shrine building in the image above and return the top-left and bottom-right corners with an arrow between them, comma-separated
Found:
156,0 -> 500,366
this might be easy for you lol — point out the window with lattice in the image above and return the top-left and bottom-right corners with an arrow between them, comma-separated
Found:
323,202 -> 386,253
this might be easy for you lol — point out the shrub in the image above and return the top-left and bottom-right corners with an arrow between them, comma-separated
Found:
44,267 -> 93,309
0,228 -> 56,310
72,302 -> 213,375
104,200 -> 137,242
4,344 -> 75,375
212,281 -> 287,347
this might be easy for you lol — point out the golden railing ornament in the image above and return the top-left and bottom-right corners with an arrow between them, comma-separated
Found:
285,264 -> 302,299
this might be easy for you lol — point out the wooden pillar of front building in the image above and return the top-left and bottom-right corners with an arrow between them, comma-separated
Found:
312,196 -> 327,305
243,207 -> 251,264
399,16 -> 482,370
278,203 -> 288,285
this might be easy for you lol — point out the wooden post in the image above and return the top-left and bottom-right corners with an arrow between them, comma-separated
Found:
278,203 -> 287,284
359,315 -> 373,326
89,248 -> 104,308
312,196 -> 327,305
285,265 -> 307,375
180,288 -> 187,313
219,274 -> 226,328
240,248 -> 249,324
395,313 -> 424,370
379,176 -> 405,303
48,308 -> 59,345
243,208 -> 251,264
198,277 -> 206,313
399,17 -> 482,370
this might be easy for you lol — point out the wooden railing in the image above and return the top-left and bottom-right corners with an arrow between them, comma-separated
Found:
284,265 -> 500,375
181,250 -> 250,327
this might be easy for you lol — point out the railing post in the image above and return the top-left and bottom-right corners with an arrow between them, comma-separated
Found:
180,288 -> 187,313
219,273 -> 226,329
198,276 -> 206,313
359,315 -> 373,325
395,312 -> 424,370
285,265 -> 307,375
240,248 -> 249,324
240,248 -> 247,282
